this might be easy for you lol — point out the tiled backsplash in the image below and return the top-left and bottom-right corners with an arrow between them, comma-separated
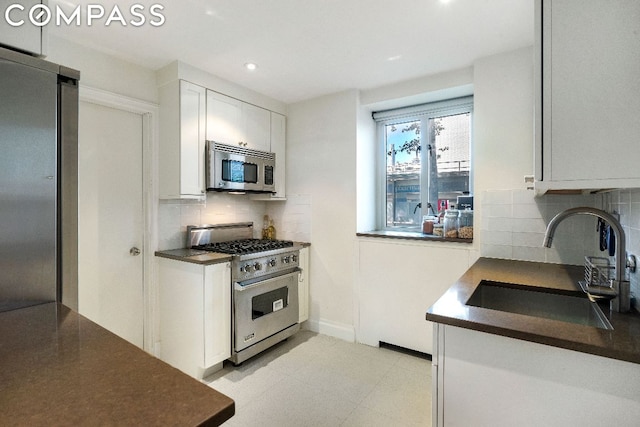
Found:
603,189 -> 640,311
480,188 -> 640,310
157,192 -> 312,250
265,194 -> 312,243
480,189 -> 599,265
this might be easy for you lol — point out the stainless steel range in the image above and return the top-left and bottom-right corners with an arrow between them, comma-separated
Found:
188,223 -> 302,365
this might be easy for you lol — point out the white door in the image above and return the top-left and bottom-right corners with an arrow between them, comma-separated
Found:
78,101 -> 144,348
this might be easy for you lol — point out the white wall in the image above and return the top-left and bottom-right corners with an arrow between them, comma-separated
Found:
353,48 -> 541,354
286,89 -> 359,339
46,35 -> 158,103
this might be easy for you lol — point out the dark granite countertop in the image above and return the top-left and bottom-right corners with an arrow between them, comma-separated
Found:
426,257 -> 640,364
155,248 -> 233,265
0,303 -> 234,426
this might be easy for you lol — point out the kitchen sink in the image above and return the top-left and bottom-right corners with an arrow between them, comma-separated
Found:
466,280 -> 613,330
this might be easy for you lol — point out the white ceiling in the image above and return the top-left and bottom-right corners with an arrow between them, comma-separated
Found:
49,0 -> 534,104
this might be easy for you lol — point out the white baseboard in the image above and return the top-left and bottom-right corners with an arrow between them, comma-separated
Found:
305,318 -> 355,343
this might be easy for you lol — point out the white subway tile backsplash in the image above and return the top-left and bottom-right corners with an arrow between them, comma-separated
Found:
483,230 -> 512,246
512,203 -> 545,219
482,190 -> 513,205
512,232 -> 546,248
479,189 -> 598,267
481,244 -> 513,259
512,189 -> 538,205
513,246 -> 546,263
483,204 -> 512,218
511,218 -> 548,234
482,217 -> 514,233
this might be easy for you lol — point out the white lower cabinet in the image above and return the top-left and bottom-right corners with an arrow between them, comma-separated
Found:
432,324 -> 640,426
298,247 -> 309,323
158,258 -> 231,379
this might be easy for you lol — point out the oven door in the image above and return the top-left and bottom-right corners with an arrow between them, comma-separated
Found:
233,268 -> 300,353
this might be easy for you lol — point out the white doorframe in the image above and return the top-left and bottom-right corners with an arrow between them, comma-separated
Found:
79,86 -> 159,354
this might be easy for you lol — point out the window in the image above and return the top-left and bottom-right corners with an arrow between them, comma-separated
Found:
374,96 -> 473,232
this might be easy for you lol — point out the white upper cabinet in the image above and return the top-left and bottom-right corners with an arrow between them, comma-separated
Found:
252,112 -> 287,200
0,1 -> 47,57
243,102 -> 271,152
205,90 -> 243,147
535,0 -> 640,193
270,112 -> 286,199
206,90 -> 271,152
158,80 -> 206,199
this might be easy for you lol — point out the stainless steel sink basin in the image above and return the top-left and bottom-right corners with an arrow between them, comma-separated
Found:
466,281 -> 613,330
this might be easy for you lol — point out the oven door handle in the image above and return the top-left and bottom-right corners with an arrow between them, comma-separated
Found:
234,268 -> 301,291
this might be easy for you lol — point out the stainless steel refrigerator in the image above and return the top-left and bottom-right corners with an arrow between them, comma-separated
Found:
0,46 -> 79,312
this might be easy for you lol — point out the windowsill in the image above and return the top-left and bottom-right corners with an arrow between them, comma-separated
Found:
356,230 -> 473,243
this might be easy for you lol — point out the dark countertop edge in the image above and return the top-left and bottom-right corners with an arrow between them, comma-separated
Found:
426,257 -> 640,365
357,231 -> 472,243
155,250 -> 233,265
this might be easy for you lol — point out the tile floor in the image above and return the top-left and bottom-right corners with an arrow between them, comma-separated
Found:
204,330 -> 432,426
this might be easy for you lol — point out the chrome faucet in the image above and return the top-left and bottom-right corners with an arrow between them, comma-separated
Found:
543,207 -> 631,312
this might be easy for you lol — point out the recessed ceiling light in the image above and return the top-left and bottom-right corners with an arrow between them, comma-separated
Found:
387,55 -> 402,62
244,63 -> 258,71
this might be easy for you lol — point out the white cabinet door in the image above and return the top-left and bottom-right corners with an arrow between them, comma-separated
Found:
270,112 -> 286,198
434,325 -> 640,426
243,102 -> 271,152
180,81 -> 207,196
158,258 -> 231,379
535,0 -> 640,191
298,247 -> 309,323
158,258 -> 206,378
204,262 -> 231,367
250,112 -> 287,201
206,90 -> 243,146
158,80 -> 206,199
0,0 -> 45,56
206,90 -> 271,152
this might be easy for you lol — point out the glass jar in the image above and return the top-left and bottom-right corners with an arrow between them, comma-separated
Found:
433,224 -> 444,237
443,209 -> 459,238
458,209 -> 474,239
422,215 -> 437,234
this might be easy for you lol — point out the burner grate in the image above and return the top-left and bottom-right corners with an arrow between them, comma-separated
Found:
193,239 -> 294,255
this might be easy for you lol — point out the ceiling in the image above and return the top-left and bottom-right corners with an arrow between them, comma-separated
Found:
48,0 -> 534,104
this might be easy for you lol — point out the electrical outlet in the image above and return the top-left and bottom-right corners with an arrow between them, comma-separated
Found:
524,175 -> 534,190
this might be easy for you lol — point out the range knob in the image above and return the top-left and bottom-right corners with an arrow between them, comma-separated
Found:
291,254 -> 298,262
242,264 -> 253,273
282,255 -> 290,264
253,262 -> 262,271
267,259 -> 276,267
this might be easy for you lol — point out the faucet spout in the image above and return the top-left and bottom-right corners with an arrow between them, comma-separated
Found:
543,207 -> 629,312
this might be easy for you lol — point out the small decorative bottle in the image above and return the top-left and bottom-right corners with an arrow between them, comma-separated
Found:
262,215 -> 270,240
267,219 -> 276,240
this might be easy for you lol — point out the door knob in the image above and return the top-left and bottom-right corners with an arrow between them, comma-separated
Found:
130,247 -> 141,256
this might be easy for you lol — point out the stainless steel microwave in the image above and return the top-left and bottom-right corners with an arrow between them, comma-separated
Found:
206,141 -> 276,194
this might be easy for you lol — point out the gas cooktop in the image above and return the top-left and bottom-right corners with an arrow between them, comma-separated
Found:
192,238 -> 294,255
